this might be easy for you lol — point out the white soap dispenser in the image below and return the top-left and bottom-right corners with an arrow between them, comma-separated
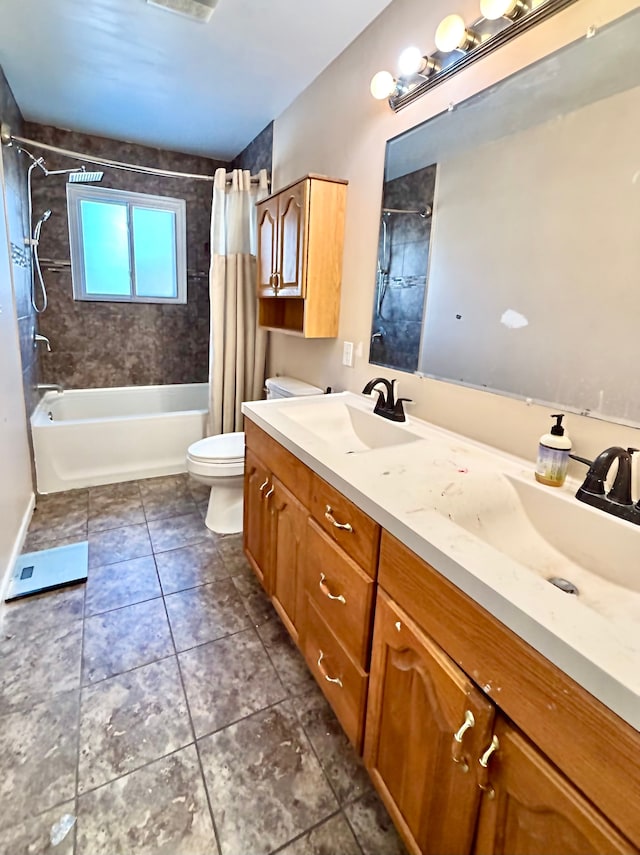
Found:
535,414 -> 572,487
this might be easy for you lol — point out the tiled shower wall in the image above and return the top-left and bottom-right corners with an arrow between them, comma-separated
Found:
25,124 -> 229,389
369,164 -> 436,373
0,67 -> 40,422
232,121 -> 273,175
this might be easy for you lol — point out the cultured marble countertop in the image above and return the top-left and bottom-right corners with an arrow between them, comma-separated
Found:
242,391 -> 640,731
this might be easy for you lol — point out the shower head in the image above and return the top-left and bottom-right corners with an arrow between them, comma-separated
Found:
68,168 -> 104,183
40,210 -> 52,222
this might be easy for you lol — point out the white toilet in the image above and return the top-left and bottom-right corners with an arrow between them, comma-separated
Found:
187,376 -> 324,534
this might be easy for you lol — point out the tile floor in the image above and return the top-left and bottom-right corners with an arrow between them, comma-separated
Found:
0,474 -> 407,855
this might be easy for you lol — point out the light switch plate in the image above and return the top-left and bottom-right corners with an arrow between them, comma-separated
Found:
342,341 -> 354,367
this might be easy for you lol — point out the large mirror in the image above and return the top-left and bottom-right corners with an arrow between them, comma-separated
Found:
370,9 -> 640,425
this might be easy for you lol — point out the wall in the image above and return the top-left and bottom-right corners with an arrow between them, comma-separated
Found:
0,72 -> 36,584
269,0 -> 640,465
25,124 -> 227,389
232,121 -> 273,175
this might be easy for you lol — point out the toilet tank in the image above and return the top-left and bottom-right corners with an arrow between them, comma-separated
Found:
265,376 -> 324,400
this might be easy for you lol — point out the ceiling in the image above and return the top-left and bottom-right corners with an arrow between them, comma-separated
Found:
0,0 -> 391,161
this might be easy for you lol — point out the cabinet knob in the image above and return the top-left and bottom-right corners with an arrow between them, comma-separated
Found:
317,650 -> 343,688
319,572 -> 346,605
477,734 -> 500,798
451,709 -> 475,773
324,505 -> 353,532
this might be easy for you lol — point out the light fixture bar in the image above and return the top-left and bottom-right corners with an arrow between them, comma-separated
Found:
389,0 -> 579,112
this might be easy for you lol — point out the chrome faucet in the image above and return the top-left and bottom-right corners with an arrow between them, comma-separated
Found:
34,333 -> 51,351
570,446 -> 640,524
36,382 -> 64,394
362,376 -> 412,422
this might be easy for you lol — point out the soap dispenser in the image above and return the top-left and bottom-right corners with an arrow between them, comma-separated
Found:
535,414 -> 572,487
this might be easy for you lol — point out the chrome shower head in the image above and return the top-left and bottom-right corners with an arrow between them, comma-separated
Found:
41,209 -> 52,222
68,168 -> 104,183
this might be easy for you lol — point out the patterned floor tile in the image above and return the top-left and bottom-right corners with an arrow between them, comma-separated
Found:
76,746 -> 217,855
1,584 -> 85,639
277,813 -> 361,855
147,512 -> 211,553
88,493 -> 146,532
257,619 -> 316,697
199,700 -> 337,855
155,539 -> 228,595
0,801 -> 76,855
84,555 -> 161,616
344,791 -> 408,855
139,474 -> 198,521
0,691 -> 79,832
88,523 -> 152,568
164,578 -> 251,652
179,628 -> 286,737
216,533 -> 251,575
232,571 -> 276,626
82,598 -> 173,685
79,657 -> 192,792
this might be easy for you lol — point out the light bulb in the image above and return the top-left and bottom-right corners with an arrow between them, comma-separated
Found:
434,13 -> 474,52
398,46 -> 425,76
480,0 -> 526,20
370,70 -> 397,100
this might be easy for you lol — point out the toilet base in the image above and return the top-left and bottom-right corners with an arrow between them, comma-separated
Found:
204,481 -> 244,535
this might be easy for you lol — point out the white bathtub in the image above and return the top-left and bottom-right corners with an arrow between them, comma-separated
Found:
31,384 -> 208,493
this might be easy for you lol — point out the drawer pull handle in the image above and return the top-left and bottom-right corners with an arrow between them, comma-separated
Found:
477,734 -> 500,799
319,573 -> 346,605
317,650 -> 343,688
264,485 -> 274,500
259,478 -> 269,496
324,505 -> 353,532
451,710 -> 475,773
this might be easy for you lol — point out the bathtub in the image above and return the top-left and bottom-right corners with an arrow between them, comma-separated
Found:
31,384 -> 208,493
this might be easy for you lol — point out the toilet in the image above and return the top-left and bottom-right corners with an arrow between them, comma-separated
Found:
187,376 -> 324,534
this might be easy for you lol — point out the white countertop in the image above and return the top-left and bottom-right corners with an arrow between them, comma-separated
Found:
242,391 -> 640,731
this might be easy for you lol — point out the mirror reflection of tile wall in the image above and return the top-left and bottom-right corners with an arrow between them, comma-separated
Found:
369,164 -> 435,372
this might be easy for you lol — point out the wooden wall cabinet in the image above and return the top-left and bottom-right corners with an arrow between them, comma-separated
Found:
256,174 -> 347,338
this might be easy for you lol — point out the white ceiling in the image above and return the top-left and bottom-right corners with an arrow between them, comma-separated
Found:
0,0 -> 391,160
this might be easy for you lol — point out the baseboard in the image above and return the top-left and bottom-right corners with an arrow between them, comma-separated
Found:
0,491 -> 36,608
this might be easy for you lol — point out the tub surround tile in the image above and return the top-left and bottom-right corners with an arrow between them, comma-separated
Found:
277,813 -> 361,855
78,657 -> 192,793
0,691 -> 79,832
147,512 -> 211,553
88,522 -> 152,568
295,685 -> 373,806
164,579 -> 252,652
0,801 -> 77,855
84,555 -> 161,616
199,700 -> 337,855
155,539 -> 228,595
0,621 -> 82,715
1,584 -> 85,639
232,571 -> 277,626
76,746 -> 217,855
344,792 -> 408,855
257,619 -> 316,697
179,628 -> 287,737
82,598 -> 173,685
88,493 -> 146,532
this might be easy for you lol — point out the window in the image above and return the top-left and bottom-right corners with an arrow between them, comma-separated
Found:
67,185 -> 187,304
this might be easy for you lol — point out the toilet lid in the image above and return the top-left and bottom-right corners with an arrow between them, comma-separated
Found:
189,432 -> 244,463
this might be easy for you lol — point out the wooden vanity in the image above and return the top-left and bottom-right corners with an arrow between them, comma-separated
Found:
243,417 -> 640,854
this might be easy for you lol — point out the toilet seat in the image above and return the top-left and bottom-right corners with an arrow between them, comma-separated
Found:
187,432 -> 244,464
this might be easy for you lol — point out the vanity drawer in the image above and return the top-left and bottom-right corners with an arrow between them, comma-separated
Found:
306,520 -> 374,668
303,598 -> 368,751
309,474 -> 380,577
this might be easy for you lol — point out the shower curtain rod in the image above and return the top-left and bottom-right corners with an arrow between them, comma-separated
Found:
4,131 -> 267,185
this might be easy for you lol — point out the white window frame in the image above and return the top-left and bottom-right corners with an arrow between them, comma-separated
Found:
67,184 -> 187,304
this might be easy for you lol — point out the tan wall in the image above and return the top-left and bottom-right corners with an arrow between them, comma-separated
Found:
270,0 -> 640,467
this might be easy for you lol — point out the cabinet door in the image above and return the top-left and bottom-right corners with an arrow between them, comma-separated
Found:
277,180 -> 308,297
269,477 -> 307,641
257,196 -> 279,296
365,590 -> 495,855
474,717 -> 635,855
243,449 -> 270,588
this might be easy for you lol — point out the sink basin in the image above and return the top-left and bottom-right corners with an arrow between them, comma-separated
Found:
278,398 -> 422,454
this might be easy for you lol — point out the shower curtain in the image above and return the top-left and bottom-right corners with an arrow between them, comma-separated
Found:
208,167 -> 269,435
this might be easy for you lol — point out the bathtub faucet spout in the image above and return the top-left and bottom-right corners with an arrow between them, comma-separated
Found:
36,382 -> 64,394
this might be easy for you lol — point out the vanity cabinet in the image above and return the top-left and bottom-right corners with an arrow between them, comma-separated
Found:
256,174 -> 347,338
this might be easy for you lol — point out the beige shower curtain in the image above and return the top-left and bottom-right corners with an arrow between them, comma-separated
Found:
208,167 -> 269,435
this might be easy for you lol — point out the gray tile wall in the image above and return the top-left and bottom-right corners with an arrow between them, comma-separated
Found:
231,121 -> 273,175
24,123 -> 228,389
370,164 -> 436,372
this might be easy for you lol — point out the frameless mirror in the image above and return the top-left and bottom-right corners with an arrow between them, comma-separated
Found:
370,9 -> 640,425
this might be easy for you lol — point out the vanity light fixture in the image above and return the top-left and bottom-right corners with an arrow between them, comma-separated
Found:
434,13 -> 480,53
373,0 -> 579,112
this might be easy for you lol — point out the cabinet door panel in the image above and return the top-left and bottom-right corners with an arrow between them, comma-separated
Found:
278,181 -> 308,297
257,197 -> 278,296
243,449 -> 270,588
270,477 -> 307,641
474,718 -> 635,855
365,590 -> 495,855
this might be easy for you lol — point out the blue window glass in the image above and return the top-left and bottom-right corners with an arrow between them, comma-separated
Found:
80,200 -> 131,297
132,207 -> 178,299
